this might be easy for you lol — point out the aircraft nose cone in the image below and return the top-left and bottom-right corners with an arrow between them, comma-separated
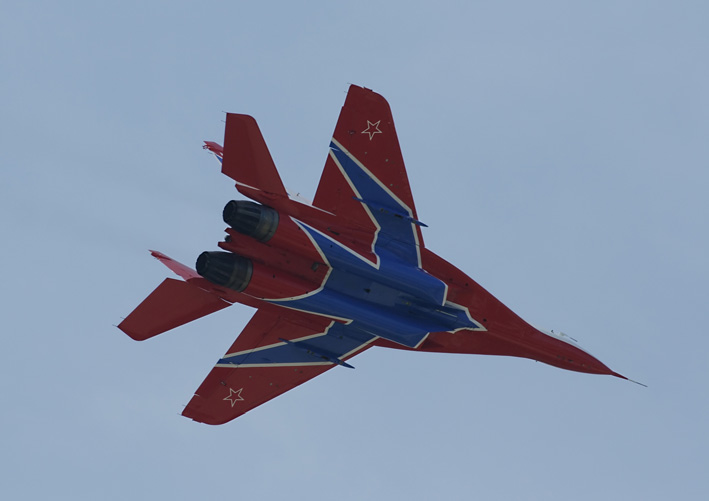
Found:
536,328 -> 623,379
573,348 -> 619,376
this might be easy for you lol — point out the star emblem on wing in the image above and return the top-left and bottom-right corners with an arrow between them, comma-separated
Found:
362,120 -> 382,140
223,387 -> 244,407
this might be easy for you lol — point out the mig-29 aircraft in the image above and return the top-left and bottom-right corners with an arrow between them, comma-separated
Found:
119,85 -> 626,425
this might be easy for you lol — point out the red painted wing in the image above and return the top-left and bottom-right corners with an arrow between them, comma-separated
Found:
312,85 -> 424,247
182,310 -> 371,425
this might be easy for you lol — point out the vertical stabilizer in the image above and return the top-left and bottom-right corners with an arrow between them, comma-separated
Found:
222,114 -> 288,198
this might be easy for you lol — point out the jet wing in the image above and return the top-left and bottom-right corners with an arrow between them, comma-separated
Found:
312,85 -> 425,264
182,309 -> 376,424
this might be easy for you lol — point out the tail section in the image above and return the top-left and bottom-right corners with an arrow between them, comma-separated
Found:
118,251 -> 234,341
118,278 -> 231,340
221,114 -> 288,199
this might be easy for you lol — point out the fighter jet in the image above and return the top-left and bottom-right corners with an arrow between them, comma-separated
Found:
119,85 -> 626,425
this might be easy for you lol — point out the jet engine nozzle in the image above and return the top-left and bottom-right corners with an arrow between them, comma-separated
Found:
223,200 -> 279,242
196,251 -> 253,292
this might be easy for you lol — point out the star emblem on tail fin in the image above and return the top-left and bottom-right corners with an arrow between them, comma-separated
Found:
362,120 -> 382,140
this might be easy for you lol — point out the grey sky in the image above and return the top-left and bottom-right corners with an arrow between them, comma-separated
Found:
2,1 -> 707,499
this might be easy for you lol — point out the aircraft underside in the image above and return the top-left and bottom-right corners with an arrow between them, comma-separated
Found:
118,85 -> 625,425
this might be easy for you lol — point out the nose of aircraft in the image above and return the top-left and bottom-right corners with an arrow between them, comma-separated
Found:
568,346 -> 619,376
568,346 -> 646,385
534,327 -> 632,381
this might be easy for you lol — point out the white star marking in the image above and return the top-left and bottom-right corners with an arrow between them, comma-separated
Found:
362,120 -> 382,140
223,387 -> 244,407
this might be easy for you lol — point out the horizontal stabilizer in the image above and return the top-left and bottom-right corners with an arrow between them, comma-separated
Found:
118,278 -> 231,341
222,113 -> 288,198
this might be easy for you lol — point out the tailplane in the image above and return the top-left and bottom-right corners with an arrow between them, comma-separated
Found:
118,278 -> 231,341
118,251 -> 232,341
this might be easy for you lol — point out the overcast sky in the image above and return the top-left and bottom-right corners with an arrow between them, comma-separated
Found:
2,1 -> 708,499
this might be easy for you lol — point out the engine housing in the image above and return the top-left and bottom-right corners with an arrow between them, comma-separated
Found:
223,200 -> 279,242
196,251 -> 253,292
